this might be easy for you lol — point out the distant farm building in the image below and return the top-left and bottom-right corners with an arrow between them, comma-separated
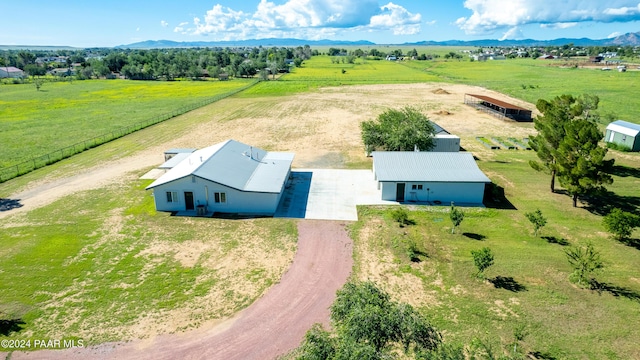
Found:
372,152 -> 491,205
605,120 -> 640,152
0,66 -> 24,78
146,140 -> 294,216
464,94 -> 532,122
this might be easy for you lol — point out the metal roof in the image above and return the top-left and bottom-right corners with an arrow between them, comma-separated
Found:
466,94 -> 529,111
159,153 -> 192,169
607,120 -> 640,137
164,148 -> 196,154
146,140 -> 294,193
372,151 -> 491,183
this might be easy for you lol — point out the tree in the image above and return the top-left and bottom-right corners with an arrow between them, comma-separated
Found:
602,208 -> 639,241
529,94 -> 601,193
471,247 -> 494,278
524,209 -> 547,237
565,242 -> 603,287
34,78 -> 44,91
449,203 -> 464,234
297,281 -> 442,358
360,106 -> 435,153
529,95 -> 582,192
555,118 -> 613,207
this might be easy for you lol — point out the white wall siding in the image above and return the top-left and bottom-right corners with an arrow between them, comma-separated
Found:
152,176 -> 281,215
380,181 -> 486,204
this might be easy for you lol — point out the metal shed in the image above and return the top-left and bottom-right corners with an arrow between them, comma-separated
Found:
605,120 -> 640,151
464,94 -> 532,122
372,152 -> 491,205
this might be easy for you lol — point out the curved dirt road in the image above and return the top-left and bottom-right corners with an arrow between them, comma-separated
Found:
11,220 -> 353,360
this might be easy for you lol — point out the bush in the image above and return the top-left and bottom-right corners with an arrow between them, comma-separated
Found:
391,207 -> 411,227
602,208 -> 638,241
471,247 -> 494,278
606,142 -> 632,152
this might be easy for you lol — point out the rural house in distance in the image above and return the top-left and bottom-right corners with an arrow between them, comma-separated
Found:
605,120 -> 640,151
146,139 -> 294,216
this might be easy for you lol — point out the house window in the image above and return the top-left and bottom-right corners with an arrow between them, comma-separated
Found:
166,191 -> 178,203
214,192 -> 226,203
411,184 -> 423,190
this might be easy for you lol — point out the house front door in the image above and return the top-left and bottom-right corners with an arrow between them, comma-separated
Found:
184,192 -> 195,210
396,183 -> 405,202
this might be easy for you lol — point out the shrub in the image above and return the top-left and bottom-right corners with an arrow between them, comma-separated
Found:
471,247 -> 494,278
391,207 -> 410,227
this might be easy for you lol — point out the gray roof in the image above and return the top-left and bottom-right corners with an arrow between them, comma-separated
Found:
432,122 -> 449,135
164,148 -> 197,154
607,120 -> 640,137
373,151 -> 491,183
159,152 -> 192,169
147,140 -> 294,193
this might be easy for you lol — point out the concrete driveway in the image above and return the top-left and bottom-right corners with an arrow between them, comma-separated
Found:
275,169 -> 394,221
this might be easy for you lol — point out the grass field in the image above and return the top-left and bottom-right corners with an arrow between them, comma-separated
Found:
0,79 -> 254,168
1,54 -> 640,357
349,148 -> 640,359
402,58 -> 640,122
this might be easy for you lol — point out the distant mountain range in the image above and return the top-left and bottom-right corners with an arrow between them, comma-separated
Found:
118,32 -> 640,49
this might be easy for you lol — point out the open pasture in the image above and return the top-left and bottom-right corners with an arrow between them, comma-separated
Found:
1,53 -> 640,358
0,79 -> 253,168
403,58 -> 640,121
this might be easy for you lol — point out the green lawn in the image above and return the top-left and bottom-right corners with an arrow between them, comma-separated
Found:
349,148 -> 640,359
0,79 -> 254,168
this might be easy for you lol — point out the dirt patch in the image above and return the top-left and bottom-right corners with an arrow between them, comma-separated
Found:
432,88 -> 451,94
434,110 -> 453,115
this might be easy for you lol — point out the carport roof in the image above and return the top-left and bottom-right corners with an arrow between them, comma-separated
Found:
372,152 -> 491,183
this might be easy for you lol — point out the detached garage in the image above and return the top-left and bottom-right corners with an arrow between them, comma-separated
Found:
372,152 -> 491,205
605,120 -> 640,152
146,139 -> 294,216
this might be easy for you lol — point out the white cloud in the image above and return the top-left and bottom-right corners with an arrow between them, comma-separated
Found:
369,2 -> 421,35
500,27 -> 524,40
608,31 -> 623,38
457,0 -> 640,35
540,22 -> 578,29
161,20 -> 169,27
189,0 -> 421,40
136,27 -> 140,32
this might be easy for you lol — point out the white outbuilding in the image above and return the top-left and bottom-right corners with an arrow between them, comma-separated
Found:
372,151 -> 491,205
146,139 -> 294,216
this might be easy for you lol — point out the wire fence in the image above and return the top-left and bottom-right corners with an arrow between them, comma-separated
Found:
0,80 -> 259,183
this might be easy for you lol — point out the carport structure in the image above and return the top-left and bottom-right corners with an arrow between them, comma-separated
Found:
464,94 -> 532,122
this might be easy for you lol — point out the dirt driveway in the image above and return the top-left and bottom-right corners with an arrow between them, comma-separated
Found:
10,220 -> 353,360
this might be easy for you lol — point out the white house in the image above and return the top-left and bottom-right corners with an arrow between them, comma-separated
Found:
146,140 -> 294,216
0,66 -> 25,78
372,151 -> 491,204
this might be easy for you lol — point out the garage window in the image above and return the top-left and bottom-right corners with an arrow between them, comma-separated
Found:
411,184 -> 423,190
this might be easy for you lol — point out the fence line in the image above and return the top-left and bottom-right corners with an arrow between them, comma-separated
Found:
0,80 -> 258,183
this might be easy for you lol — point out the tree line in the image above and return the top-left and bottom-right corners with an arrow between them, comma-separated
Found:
0,45 -> 313,80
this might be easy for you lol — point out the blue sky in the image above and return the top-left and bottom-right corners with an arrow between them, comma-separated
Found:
2,0 -> 640,47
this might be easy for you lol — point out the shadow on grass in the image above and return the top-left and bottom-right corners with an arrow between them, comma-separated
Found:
399,219 -> 417,227
621,238 -> 640,251
541,236 -> 570,246
528,351 -> 558,360
483,183 -> 517,210
591,280 -> 640,302
607,164 -> 640,179
0,198 -> 23,212
581,190 -> 640,216
409,249 -> 429,263
489,276 -> 527,292
463,232 -> 486,241
0,319 -> 25,336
